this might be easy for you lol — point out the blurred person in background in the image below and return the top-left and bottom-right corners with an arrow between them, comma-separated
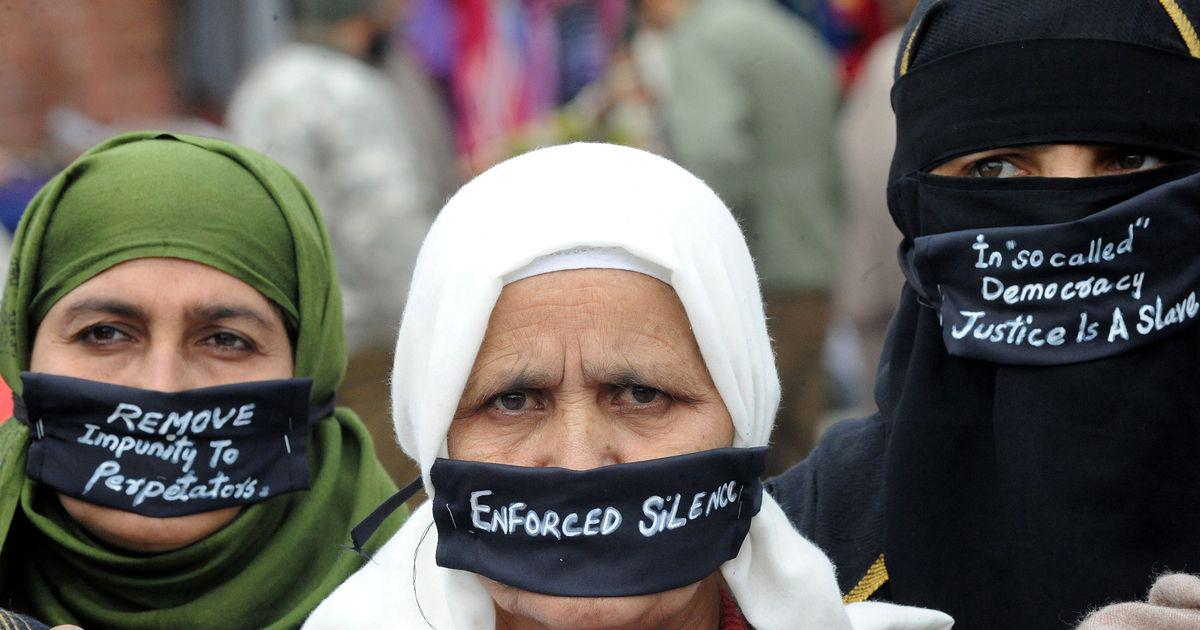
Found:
0,223 -> 9,425
0,168 -> 11,423
0,218 -> 10,283
228,0 -> 442,485
638,0 -> 843,474
0,151 -> 50,238
0,226 -> 9,427
382,8 -> 460,210
774,0 -> 888,89
0,132 -> 403,628
828,0 -> 917,411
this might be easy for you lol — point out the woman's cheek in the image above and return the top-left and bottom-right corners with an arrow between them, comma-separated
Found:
447,414 -> 536,463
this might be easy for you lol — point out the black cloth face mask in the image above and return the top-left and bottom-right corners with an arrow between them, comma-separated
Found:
894,162 -> 1200,365
876,160 -> 1200,627
350,447 -> 765,598
14,372 -> 332,517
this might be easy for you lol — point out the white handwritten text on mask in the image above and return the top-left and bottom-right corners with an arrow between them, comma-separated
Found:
464,479 -> 743,541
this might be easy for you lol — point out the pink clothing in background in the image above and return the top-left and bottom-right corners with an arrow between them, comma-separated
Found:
0,379 -> 11,421
407,0 -> 627,170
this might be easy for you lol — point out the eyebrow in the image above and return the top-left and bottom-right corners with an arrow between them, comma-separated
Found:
458,367 -> 562,411
456,357 -> 710,413
186,304 -> 277,331
63,299 -> 149,322
60,299 -> 276,331
584,360 -> 709,401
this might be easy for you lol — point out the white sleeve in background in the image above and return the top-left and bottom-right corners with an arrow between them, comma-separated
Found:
0,227 -> 11,284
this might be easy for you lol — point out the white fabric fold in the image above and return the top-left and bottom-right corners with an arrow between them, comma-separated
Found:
503,245 -> 672,285
306,143 -> 951,629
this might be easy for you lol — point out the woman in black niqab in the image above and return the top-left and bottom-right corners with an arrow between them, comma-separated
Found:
769,1 -> 1200,627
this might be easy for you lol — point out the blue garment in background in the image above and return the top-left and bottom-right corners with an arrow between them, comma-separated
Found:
0,176 -> 44,234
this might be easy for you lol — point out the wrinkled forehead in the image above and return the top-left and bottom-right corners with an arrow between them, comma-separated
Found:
462,267 -> 723,425
488,250 -> 693,359
481,266 -> 699,361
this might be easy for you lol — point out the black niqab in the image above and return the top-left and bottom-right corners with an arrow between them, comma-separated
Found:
877,1 -> 1200,627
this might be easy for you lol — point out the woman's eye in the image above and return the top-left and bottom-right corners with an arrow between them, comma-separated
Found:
1110,153 -> 1163,173
490,391 -> 534,413
618,385 -> 665,406
79,325 -> 130,345
969,158 -> 1020,178
203,331 -> 253,351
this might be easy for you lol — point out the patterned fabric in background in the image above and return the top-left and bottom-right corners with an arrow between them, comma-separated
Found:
0,176 -> 44,235
0,381 -> 9,423
403,0 -> 627,171
400,0 -> 890,172
777,0 -> 886,89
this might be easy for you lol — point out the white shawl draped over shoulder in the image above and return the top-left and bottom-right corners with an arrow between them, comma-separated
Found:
306,144 -> 951,630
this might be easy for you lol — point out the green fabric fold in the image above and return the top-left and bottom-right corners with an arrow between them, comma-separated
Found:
0,131 -> 406,628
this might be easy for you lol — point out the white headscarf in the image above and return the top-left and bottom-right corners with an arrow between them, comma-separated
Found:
305,144 -> 951,630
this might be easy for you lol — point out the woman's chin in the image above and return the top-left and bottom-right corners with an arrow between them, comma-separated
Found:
57,494 -> 240,553
484,578 -> 703,630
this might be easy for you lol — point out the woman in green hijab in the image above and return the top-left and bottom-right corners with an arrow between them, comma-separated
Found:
0,132 -> 405,628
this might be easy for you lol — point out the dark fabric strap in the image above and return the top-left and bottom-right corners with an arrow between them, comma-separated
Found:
11,391 -> 27,425
349,475 -> 423,554
890,39 -> 1200,178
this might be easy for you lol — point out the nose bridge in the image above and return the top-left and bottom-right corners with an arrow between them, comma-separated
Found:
542,394 -> 616,470
140,331 -> 194,392
1043,144 -> 1097,178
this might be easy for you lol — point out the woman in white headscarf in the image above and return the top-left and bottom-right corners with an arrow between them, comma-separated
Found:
305,143 -> 950,629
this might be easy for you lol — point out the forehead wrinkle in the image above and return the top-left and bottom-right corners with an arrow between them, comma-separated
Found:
473,364 -> 561,395
600,312 -> 702,365
186,303 -> 277,331
583,356 -> 693,387
494,284 -> 610,317
577,318 -> 713,390
497,301 -> 612,344
481,269 -> 703,387
477,315 -> 564,372
583,347 -> 713,396
462,340 -> 563,399
497,277 -> 649,325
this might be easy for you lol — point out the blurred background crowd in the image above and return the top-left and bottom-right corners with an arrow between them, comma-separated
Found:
0,0 -> 917,483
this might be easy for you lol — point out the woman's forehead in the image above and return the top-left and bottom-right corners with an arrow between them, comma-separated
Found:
46,258 -> 283,326
472,269 -> 709,378
491,269 -> 684,330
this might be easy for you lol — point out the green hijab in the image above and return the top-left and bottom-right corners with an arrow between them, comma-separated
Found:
0,132 -> 405,628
